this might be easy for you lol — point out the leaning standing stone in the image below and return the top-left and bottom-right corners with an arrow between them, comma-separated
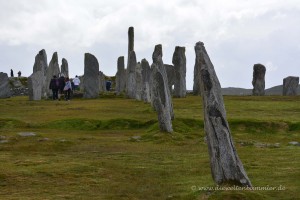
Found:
252,64 -> 266,96
172,46 -> 186,97
115,56 -> 126,95
28,71 -> 44,100
33,49 -> 48,76
44,52 -> 60,98
283,76 -> 299,96
83,53 -> 100,98
164,64 -> 176,95
135,62 -> 143,101
0,72 -> 11,98
196,41 -> 252,187
128,27 -> 134,56
141,58 -> 151,103
99,71 -> 106,93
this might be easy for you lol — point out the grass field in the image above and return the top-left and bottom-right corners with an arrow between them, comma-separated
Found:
0,94 -> 299,199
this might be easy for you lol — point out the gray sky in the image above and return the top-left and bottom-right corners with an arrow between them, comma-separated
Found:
0,0 -> 299,89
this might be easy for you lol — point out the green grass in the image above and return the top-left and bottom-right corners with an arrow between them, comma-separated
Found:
0,95 -> 299,199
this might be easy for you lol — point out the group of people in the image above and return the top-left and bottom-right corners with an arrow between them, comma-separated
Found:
49,75 -> 80,101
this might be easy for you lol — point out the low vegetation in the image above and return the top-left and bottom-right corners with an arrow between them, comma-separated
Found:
0,95 -> 299,199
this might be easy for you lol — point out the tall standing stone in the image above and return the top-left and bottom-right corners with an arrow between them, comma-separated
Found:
83,53 -> 100,98
164,64 -> 176,94
33,49 -> 48,76
126,51 -> 137,99
252,64 -> 266,96
196,41 -> 252,187
44,52 -> 60,97
61,58 -> 69,77
172,46 -> 186,97
28,71 -> 44,100
193,56 -> 201,96
128,27 -> 134,57
151,55 -> 173,133
141,59 -> 151,103
283,76 -> 299,96
99,71 -> 106,93
135,62 -> 143,101
0,72 -> 11,98
115,56 -> 126,95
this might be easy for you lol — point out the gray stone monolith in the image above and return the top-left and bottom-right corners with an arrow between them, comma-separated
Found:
44,52 -> 60,98
0,72 -> 11,98
115,56 -> 126,95
195,41 -> 252,187
141,58 -> 151,103
283,76 -> 299,96
61,58 -> 69,77
126,51 -> 137,99
151,55 -> 173,133
135,62 -> 142,101
164,64 -> 176,95
172,46 -> 186,97
83,53 -> 99,98
99,71 -> 106,93
33,49 -> 48,75
252,64 -> 266,96
128,27 -> 134,56
28,71 -> 44,100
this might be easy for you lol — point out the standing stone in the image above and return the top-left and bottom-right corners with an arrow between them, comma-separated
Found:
33,49 -> 48,75
115,56 -> 126,95
128,27 -> 134,56
61,58 -> 69,77
126,51 -> 137,99
283,76 -> 299,96
0,72 -> 11,98
83,53 -> 100,98
135,62 -> 143,101
44,52 -> 60,97
172,46 -> 186,97
99,71 -> 106,93
196,41 -> 252,187
164,64 -> 176,94
141,58 -> 151,103
151,44 -> 174,132
193,57 -> 201,96
252,64 -> 266,96
28,71 -> 44,100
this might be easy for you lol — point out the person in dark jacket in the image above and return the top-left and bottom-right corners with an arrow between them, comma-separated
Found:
49,75 -> 59,100
58,75 -> 66,100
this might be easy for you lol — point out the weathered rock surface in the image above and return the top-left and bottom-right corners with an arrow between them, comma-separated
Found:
252,64 -> 266,96
28,71 -> 44,100
99,71 -> 106,93
44,52 -> 60,97
126,51 -> 137,99
196,41 -> 252,187
61,58 -> 69,77
135,62 -> 142,101
0,72 -> 11,98
172,46 -> 186,97
115,56 -> 126,95
141,59 -> 151,103
193,55 -> 201,96
283,76 -> 299,96
83,53 -> 100,98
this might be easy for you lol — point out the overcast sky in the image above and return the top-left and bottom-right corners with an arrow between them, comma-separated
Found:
0,0 -> 299,89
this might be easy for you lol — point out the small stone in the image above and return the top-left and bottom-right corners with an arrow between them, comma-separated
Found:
288,141 -> 299,146
0,136 -> 6,140
131,136 -> 141,141
0,140 -> 9,144
38,138 -> 50,142
18,132 -> 36,137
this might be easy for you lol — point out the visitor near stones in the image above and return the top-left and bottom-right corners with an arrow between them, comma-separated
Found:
73,75 -> 80,91
49,75 -> 59,100
64,77 -> 72,101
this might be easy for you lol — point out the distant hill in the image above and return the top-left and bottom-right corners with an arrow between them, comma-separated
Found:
220,85 -> 300,95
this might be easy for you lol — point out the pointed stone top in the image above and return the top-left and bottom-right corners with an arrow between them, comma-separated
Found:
152,44 -> 163,63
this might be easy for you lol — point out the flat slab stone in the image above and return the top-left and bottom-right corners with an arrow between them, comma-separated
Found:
18,132 -> 36,137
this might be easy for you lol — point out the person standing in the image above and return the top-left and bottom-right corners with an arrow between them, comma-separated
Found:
58,75 -> 65,100
64,77 -> 72,101
10,69 -> 14,77
73,75 -> 80,91
49,75 -> 59,100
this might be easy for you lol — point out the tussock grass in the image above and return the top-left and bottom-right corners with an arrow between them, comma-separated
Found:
0,95 -> 299,199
